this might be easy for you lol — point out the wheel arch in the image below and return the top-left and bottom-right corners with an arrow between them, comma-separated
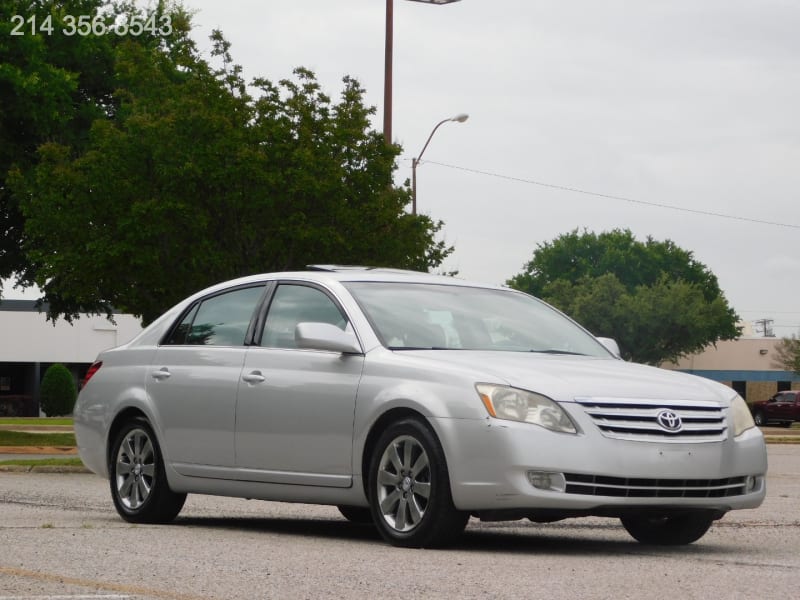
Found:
106,407 -> 150,469
360,407 -> 433,498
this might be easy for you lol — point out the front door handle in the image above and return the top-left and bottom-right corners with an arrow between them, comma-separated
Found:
151,367 -> 171,380
242,371 -> 265,384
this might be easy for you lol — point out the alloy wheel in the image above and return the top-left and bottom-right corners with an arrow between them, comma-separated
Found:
375,434 -> 431,532
114,427 -> 156,510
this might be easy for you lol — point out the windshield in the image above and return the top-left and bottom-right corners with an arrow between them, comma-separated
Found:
345,282 -> 611,357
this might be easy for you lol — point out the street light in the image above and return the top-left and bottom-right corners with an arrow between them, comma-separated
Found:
411,113 -> 468,215
383,0 -> 462,145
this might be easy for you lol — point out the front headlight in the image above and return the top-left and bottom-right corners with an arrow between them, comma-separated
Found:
476,384 -> 577,434
731,395 -> 756,437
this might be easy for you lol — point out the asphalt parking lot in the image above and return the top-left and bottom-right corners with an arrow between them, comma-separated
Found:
0,444 -> 797,600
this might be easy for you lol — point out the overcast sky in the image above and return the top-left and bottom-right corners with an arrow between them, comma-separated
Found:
9,1 -> 800,337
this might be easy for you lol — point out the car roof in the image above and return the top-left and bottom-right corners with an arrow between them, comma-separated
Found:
205,266 -> 507,291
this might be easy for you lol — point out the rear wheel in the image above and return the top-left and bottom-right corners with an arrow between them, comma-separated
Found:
368,418 -> 468,548
621,512 -> 715,545
780,421 -> 793,428
109,418 -> 186,523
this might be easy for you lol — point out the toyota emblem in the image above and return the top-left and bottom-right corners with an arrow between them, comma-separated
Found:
656,409 -> 683,432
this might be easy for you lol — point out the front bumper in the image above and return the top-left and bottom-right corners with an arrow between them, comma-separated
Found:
431,415 -> 767,514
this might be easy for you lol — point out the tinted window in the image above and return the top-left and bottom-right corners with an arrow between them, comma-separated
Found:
165,286 -> 264,346
262,285 -> 347,349
165,304 -> 199,345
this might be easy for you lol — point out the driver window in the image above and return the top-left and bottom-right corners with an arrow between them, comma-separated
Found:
262,285 -> 347,349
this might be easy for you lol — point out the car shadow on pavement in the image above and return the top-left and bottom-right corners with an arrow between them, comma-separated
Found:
455,526 -> 724,556
173,515 -> 384,543
170,515 -> 727,555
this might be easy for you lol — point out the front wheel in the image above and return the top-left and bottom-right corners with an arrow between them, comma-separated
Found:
109,418 -> 186,523
621,512 -> 716,545
753,411 -> 766,426
368,418 -> 468,548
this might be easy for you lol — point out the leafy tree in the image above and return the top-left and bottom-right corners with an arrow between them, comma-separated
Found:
5,6 -> 450,323
0,0 -> 188,295
508,229 -> 740,364
39,363 -> 77,416
1,0 -> 102,292
773,336 -> 800,374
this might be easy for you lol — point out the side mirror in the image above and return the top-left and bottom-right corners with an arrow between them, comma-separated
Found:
295,322 -> 362,354
597,337 -> 621,358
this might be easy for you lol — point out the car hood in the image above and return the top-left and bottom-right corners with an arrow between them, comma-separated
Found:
395,350 -> 733,406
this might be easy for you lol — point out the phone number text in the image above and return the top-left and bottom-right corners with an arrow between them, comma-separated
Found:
9,14 -> 173,37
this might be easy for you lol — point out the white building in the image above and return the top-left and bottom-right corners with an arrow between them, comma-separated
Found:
0,300 -> 142,416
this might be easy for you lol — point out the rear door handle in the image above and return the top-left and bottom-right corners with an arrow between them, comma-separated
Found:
151,367 -> 171,380
242,371 -> 265,384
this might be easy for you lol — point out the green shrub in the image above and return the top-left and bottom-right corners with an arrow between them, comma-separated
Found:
39,364 -> 77,417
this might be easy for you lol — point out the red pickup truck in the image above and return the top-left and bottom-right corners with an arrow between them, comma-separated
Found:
752,390 -> 800,427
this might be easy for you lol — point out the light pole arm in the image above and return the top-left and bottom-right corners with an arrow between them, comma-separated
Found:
416,118 -> 451,165
412,118 -> 448,216
411,115 -> 467,215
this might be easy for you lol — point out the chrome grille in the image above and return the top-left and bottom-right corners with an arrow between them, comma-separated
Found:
564,473 -> 748,498
574,397 -> 727,443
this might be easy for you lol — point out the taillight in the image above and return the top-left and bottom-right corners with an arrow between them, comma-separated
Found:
81,361 -> 103,388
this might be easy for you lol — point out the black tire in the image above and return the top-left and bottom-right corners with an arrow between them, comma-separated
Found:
780,421 -> 793,428
368,418 -> 468,548
337,505 -> 374,524
621,512 -> 716,545
753,411 -> 766,427
109,418 -> 186,524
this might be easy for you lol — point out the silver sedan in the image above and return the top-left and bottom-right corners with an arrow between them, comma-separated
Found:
74,268 -> 767,547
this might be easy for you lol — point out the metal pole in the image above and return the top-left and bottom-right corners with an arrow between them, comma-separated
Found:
412,157 -> 418,215
383,0 -> 394,145
411,118 -> 448,215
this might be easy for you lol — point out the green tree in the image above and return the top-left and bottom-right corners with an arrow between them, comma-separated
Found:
5,8 -> 450,324
39,363 -> 77,416
0,0 -> 193,297
773,335 -> 800,374
508,229 -> 740,364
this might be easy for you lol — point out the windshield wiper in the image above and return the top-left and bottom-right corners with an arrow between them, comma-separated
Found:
388,346 -> 451,351
529,349 -> 587,356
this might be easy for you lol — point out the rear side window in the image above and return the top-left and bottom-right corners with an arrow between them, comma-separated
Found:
164,286 -> 265,346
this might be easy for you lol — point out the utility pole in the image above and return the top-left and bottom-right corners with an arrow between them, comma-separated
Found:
754,318 -> 775,337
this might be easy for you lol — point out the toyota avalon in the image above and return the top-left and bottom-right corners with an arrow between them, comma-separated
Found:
73,267 -> 767,547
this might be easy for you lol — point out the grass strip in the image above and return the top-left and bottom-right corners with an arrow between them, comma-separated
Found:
0,418 -> 73,426
0,457 -> 84,467
0,430 -> 76,446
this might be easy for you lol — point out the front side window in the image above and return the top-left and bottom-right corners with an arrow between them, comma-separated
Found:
261,284 -> 348,349
165,286 -> 265,346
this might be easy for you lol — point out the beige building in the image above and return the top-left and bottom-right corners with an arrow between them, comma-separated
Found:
663,337 -> 799,404
0,300 -> 142,416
